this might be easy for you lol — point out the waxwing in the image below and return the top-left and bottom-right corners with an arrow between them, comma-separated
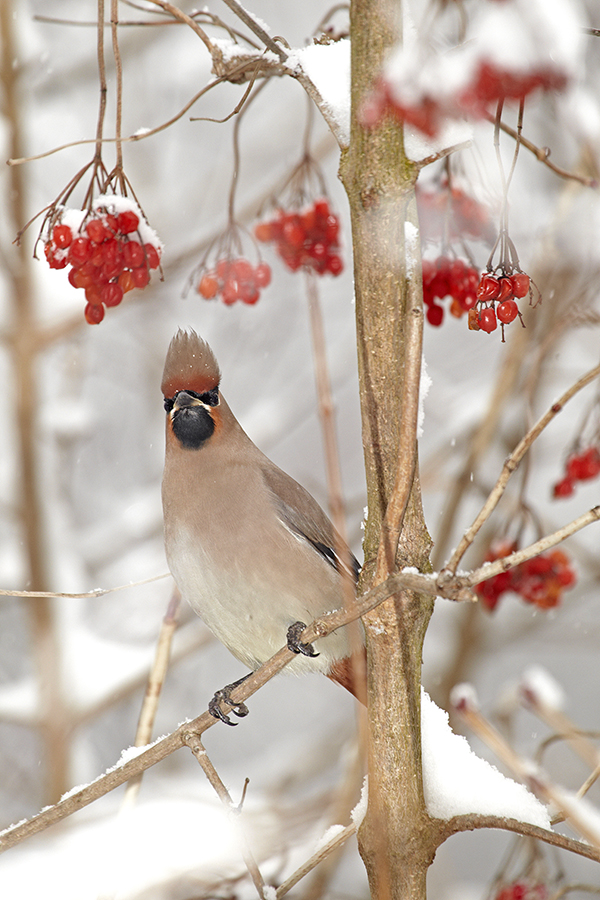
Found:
161,330 -> 363,722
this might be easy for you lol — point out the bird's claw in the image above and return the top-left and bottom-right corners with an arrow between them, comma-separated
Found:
287,621 -> 319,657
209,682 -> 250,726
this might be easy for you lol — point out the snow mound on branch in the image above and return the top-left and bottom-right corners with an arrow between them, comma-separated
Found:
421,690 -> 550,827
287,41 -> 350,146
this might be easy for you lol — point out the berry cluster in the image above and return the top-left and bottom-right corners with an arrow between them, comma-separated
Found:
553,446 -> 600,498
255,198 -> 343,276
422,256 -> 479,326
476,539 -> 576,612
361,1 -> 571,139
495,882 -> 547,900
468,271 -> 531,336
43,200 -> 162,325
417,185 -> 496,245
197,257 -> 272,306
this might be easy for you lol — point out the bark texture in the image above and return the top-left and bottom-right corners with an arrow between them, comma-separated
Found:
340,2 -> 438,898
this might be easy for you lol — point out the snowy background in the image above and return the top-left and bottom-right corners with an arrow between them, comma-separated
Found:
1,0 -> 600,897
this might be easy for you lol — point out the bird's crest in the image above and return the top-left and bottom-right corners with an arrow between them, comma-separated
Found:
162,330 -> 221,398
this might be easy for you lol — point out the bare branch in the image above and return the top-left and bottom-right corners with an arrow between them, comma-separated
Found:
219,0 -> 287,61
0,572 -> 170,599
454,698 -> 600,848
183,732 -> 267,899
463,507 -> 600,588
276,822 -> 357,898
487,114 -> 599,189
441,362 -> 600,577
445,814 -> 600,864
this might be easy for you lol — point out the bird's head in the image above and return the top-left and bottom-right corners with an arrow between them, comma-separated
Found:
162,330 -> 222,450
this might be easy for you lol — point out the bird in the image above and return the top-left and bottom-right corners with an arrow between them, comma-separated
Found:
161,329 -> 364,723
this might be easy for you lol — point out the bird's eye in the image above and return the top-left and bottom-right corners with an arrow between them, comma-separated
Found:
201,387 -> 219,407
164,397 -> 174,413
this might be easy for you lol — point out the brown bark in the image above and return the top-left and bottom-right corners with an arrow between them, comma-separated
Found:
340,1 -> 438,897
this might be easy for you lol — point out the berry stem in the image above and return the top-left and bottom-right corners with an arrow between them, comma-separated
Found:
110,0 -> 125,179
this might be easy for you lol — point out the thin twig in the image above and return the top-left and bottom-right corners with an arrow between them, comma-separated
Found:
0,571 -> 170,599
110,0 -> 124,175
142,0 -> 214,52
441,361 -> 600,577
464,507 -> 600,587
121,589 -> 181,809
276,823 -> 357,898
219,0 -> 287,61
95,0 -> 107,161
487,114 -> 598,189
182,732 -> 267,899
445,814 -> 600,865
454,698 -> 600,848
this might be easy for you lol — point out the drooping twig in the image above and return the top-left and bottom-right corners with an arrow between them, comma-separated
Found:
182,732 -> 267,899
454,694 -> 600,848
121,588 -> 181,809
487,113 -> 598,189
441,361 -> 600,577
219,0 -> 288,61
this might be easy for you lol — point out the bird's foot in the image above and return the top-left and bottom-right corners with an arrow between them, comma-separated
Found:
287,621 -> 319,658
208,674 -> 251,726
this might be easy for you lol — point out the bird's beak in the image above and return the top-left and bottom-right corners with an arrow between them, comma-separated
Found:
172,391 -> 205,412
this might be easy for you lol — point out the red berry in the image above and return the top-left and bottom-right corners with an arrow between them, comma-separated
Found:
198,272 -> 219,299
52,223 -> 73,249
576,447 -> 600,479
122,240 -> 145,268
68,237 -> 93,266
511,272 -> 531,299
144,243 -> 161,269
105,213 -> 119,234
116,210 -> 139,234
232,257 -> 254,281
313,198 -> 330,219
44,244 -> 68,269
326,255 -> 343,276
282,217 -> 305,249
85,284 -> 103,306
496,277 -> 514,302
553,476 -> 575,498
118,270 -> 136,293
426,303 -> 444,327
497,298 -> 518,324
254,262 -> 271,288
221,278 -> 240,305
477,273 -> 501,301
86,218 -> 109,244
84,302 -> 105,325
101,282 -> 124,307
254,221 -> 272,242
240,283 -> 260,305
131,266 -> 150,289
478,307 -> 497,333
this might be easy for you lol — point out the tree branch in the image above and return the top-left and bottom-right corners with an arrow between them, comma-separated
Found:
441,361 -> 600,577
443,814 -> 600,864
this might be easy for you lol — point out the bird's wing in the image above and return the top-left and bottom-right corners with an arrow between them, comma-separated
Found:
260,463 -> 360,583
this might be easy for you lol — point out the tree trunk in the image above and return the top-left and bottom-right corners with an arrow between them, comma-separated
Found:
340,2 -> 438,897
